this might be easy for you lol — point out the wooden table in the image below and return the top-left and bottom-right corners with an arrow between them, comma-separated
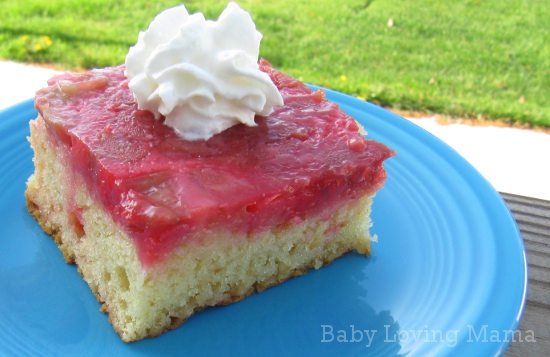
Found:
501,192 -> 550,356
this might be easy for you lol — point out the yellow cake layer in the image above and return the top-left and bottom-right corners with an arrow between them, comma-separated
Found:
25,115 -> 376,342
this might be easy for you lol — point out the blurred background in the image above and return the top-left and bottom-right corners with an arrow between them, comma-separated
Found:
1,0 -> 549,130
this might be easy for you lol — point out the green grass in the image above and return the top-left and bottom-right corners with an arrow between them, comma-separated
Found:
1,0 -> 549,127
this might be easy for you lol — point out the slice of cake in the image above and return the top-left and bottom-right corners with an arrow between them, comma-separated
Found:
26,60 -> 393,342
26,2 -> 394,341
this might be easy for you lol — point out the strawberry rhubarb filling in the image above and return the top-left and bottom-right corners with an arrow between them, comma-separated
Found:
34,60 -> 394,268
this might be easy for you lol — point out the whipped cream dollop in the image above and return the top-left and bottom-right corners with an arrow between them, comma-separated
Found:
124,2 -> 283,140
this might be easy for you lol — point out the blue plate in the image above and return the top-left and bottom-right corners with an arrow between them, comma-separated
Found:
0,93 -> 526,356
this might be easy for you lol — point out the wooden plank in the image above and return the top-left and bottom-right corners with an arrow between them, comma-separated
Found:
501,192 -> 550,357
504,305 -> 550,357
501,192 -> 550,210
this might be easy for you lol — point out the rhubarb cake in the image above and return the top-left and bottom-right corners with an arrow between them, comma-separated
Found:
26,60 -> 393,341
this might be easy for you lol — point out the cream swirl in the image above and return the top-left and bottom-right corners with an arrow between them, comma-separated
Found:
125,2 -> 283,140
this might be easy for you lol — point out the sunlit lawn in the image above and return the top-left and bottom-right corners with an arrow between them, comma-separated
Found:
1,0 -> 548,127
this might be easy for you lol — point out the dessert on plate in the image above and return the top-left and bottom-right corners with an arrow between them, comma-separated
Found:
25,2 -> 394,342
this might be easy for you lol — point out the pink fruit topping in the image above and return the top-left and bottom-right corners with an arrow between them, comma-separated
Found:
34,60 -> 394,267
